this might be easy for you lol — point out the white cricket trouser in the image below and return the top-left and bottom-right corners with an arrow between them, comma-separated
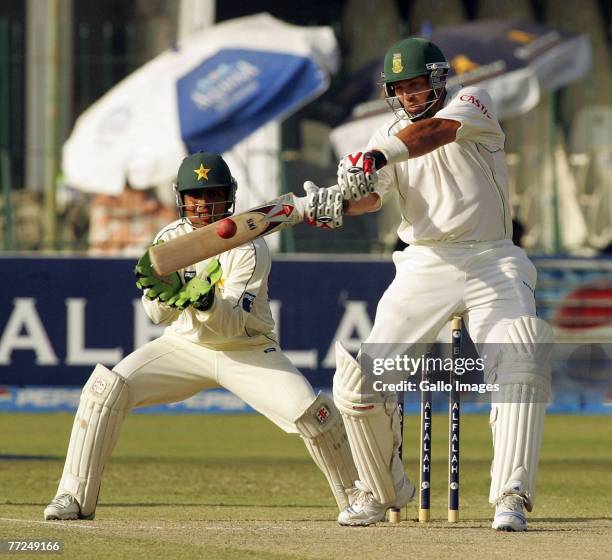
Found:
367,240 -> 537,346
360,239 -> 545,506
113,336 -> 316,433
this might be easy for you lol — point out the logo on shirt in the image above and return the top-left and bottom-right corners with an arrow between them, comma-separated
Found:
242,292 -> 256,312
392,53 -> 403,74
459,94 -> 492,119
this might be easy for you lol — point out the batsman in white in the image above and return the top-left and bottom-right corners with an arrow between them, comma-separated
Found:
305,38 -> 552,530
44,152 -> 357,520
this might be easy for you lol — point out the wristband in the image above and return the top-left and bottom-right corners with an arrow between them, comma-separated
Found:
374,135 -> 410,165
370,151 -> 387,170
193,289 -> 215,311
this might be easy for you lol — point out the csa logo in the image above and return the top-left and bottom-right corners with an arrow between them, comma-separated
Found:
392,53 -> 403,73
92,378 -> 107,395
450,482 -> 459,490
421,481 -> 430,489
315,405 -> 331,424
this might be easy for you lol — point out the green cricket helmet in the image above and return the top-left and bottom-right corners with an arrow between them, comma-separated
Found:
174,152 -> 237,222
381,37 -> 450,120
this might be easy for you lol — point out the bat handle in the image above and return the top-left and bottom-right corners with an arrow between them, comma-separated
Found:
291,195 -> 308,218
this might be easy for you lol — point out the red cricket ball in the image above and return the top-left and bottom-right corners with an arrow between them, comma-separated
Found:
216,218 -> 237,239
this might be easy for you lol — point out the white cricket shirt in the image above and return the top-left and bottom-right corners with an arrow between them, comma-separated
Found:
368,86 -> 513,244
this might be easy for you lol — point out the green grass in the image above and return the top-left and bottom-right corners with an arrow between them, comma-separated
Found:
0,413 -> 610,559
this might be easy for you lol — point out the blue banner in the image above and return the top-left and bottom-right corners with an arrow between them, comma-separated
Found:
0,256 -> 610,413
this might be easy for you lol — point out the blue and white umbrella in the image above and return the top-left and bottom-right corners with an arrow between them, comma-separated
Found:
63,13 -> 338,194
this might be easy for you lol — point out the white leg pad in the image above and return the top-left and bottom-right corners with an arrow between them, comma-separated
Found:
57,364 -> 129,518
489,317 -> 553,510
332,342 -> 398,505
294,392 -> 358,511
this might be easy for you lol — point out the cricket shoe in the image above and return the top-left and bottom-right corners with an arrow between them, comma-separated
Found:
492,490 -> 527,532
44,494 -> 89,521
338,477 -> 415,526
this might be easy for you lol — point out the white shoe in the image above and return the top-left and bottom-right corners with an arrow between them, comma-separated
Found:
338,478 -> 415,526
44,494 -> 84,521
492,493 -> 527,531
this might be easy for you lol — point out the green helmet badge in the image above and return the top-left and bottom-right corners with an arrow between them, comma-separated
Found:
392,52 -> 403,74
381,37 -> 450,121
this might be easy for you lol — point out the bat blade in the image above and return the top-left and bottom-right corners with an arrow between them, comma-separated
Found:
150,193 -> 307,276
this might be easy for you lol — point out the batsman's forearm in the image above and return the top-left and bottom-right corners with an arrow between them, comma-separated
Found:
396,118 -> 458,157
372,117 -> 460,165
345,193 -> 382,215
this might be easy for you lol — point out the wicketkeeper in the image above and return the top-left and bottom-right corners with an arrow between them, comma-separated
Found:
44,152 -> 357,520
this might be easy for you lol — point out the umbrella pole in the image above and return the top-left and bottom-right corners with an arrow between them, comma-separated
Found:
549,92 -> 562,254
43,0 -> 60,250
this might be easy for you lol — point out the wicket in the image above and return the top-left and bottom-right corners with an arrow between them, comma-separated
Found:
389,315 -> 463,524
388,392 -> 405,524
448,315 -> 462,522
420,315 -> 462,523
418,352 -> 433,522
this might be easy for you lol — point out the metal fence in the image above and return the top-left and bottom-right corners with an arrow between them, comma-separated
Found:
0,19 -> 24,199
0,18 -> 166,251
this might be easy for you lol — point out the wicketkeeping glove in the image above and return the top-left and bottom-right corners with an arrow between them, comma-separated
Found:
337,151 -> 378,200
167,259 -> 222,311
134,247 -> 182,302
303,181 -> 344,229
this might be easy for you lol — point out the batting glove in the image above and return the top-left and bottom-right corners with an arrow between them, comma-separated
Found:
337,151 -> 378,200
303,181 -> 344,229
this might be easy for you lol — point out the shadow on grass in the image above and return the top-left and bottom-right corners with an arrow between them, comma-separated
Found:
0,455 -> 62,461
3,502 -> 332,509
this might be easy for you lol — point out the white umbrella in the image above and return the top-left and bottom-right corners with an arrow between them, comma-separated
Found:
63,13 -> 338,195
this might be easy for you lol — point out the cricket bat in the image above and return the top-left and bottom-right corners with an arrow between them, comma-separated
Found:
149,193 -> 308,276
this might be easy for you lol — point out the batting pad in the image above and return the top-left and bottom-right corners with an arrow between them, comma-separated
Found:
57,364 -> 129,518
294,392 -> 358,511
333,342 -> 398,505
489,317 -> 553,510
